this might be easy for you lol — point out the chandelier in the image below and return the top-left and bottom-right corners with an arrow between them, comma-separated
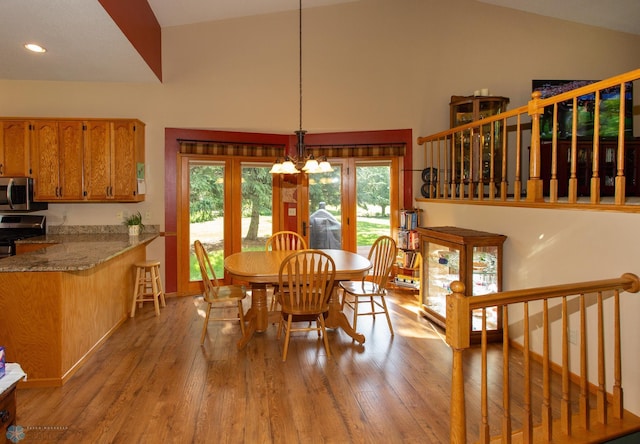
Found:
269,0 -> 333,175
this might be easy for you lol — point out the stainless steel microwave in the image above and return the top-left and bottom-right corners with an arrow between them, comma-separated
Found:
0,177 -> 48,212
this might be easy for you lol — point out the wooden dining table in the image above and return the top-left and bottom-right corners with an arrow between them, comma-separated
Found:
224,249 -> 372,349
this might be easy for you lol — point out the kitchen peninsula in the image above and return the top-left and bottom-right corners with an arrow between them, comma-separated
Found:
0,231 -> 159,387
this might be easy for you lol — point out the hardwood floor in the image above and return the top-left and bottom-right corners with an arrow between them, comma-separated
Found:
13,289 -> 570,443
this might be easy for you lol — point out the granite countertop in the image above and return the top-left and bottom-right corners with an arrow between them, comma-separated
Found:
0,232 -> 159,272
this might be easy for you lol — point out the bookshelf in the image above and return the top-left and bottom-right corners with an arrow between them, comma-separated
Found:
392,209 -> 422,293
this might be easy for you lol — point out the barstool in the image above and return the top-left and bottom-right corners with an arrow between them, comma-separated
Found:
130,260 -> 166,317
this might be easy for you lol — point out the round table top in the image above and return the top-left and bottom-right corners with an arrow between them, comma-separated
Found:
224,249 -> 371,284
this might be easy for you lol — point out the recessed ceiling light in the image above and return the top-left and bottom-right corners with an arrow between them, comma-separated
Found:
24,43 -> 46,53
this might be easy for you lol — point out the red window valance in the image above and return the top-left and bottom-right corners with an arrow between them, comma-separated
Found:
178,139 -> 405,159
304,143 -> 406,158
178,140 -> 285,157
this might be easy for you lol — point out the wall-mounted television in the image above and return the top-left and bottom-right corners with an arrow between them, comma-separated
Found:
532,79 -> 633,140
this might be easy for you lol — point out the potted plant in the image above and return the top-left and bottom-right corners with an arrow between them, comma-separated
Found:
124,211 -> 144,236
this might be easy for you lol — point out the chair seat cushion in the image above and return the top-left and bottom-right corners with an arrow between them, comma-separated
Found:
339,280 -> 384,296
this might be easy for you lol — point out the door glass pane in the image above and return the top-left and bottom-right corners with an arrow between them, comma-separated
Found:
471,245 -> 499,331
424,241 -> 458,320
189,161 -> 225,281
241,164 -> 273,251
308,166 -> 342,249
355,164 -> 391,256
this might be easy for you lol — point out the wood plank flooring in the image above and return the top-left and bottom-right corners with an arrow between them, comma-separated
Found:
12,290 -> 572,443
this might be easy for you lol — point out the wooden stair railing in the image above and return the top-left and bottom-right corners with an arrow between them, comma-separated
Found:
446,273 -> 640,443
417,68 -> 640,211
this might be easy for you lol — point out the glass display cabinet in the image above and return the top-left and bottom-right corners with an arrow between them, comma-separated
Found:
449,95 -> 509,184
417,226 -> 507,343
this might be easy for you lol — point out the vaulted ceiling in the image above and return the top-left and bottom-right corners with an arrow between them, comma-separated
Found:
0,0 -> 638,84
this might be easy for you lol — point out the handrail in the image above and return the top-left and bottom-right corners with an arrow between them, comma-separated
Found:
445,273 -> 640,443
417,107 -> 526,146
417,68 -> 640,211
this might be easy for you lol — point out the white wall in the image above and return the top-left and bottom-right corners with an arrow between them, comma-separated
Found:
1,0 -> 639,412
418,202 -> 640,414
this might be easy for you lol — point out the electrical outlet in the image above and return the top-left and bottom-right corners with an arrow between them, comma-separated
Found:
116,211 -> 123,221
145,211 -> 151,221
569,329 -> 577,345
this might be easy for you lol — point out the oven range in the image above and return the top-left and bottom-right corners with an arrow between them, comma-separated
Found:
0,215 -> 46,258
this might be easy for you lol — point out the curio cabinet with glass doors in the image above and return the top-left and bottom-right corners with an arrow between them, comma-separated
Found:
417,226 -> 506,343
449,95 -> 509,185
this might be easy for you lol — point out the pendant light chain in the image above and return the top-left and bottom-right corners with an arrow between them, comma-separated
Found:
269,0 -> 333,174
299,0 -> 303,133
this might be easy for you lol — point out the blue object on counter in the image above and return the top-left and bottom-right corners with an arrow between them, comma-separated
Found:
0,346 -> 5,378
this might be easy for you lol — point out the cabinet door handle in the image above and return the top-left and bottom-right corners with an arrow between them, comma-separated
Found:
0,409 -> 9,423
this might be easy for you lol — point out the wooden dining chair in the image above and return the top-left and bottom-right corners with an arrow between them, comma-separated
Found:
265,230 -> 307,251
276,250 -> 336,361
339,235 -> 397,335
265,230 -> 308,311
194,240 -> 247,345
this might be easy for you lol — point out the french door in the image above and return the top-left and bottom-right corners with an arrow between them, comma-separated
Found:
303,158 -> 399,257
353,160 -> 398,256
177,155 -> 400,294
178,155 -> 278,295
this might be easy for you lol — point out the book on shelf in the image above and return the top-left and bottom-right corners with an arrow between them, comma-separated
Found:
393,276 -> 420,289
397,250 -> 421,269
399,209 -> 421,230
397,229 -> 420,251
408,230 -> 419,250
397,230 -> 408,249
396,273 -> 420,282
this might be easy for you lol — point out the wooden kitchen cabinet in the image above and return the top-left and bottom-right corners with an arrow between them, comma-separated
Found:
0,239 -> 151,387
84,120 -> 112,200
31,120 -> 85,201
0,117 -> 145,202
84,119 -> 144,201
0,120 -> 31,177
111,120 -> 144,201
